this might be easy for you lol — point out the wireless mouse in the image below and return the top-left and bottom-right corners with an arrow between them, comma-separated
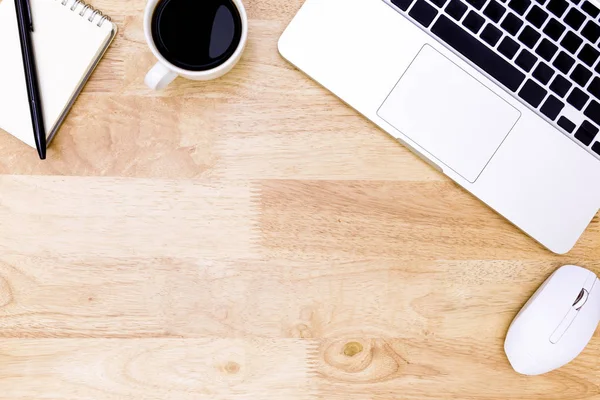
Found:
504,265 -> 600,375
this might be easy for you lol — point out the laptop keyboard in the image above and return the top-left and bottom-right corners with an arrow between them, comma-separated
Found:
388,0 -> 600,158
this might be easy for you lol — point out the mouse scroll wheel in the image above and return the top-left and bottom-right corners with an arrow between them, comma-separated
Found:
572,289 -> 589,310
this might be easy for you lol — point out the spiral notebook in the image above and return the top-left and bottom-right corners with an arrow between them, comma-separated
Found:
0,0 -> 116,148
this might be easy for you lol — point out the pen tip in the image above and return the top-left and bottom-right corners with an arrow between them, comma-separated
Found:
38,150 -> 46,160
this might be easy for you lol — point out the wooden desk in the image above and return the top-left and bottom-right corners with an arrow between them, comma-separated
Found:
1,0 -> 600,398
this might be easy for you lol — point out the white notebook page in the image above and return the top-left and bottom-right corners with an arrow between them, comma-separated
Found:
0,0 -> 113,147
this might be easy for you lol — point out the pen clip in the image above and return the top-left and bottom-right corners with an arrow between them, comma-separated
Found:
25,0 -> 33,31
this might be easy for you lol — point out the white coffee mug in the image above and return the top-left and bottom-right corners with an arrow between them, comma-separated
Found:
143,0 -> 248,90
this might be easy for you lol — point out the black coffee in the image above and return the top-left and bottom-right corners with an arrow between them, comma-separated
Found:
151,0 -> 242,71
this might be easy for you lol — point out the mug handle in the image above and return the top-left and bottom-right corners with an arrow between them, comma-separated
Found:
144,62 -> 178,90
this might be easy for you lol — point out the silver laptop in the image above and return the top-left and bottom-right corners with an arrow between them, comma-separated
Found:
279,0 -> 600,253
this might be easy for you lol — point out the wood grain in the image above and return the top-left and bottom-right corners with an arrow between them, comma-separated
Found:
0,0 -> 600,398
0,339 -> 318,399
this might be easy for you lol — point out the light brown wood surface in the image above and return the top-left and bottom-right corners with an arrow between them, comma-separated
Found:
1,0 -> 600,398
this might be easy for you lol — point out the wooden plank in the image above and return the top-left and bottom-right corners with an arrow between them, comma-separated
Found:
314,338 -> 600,399
0,339 -> 317,400
0,176 -> 257,258
259,180 -> 600,260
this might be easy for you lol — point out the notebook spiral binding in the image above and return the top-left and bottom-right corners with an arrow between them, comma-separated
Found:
57,0 -> 111,27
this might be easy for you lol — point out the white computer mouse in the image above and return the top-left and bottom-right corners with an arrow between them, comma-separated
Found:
504,265 -> 600,375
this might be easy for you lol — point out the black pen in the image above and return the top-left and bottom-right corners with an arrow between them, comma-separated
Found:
14,0 -> 47,160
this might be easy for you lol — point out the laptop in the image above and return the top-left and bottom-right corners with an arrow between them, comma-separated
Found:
279,0 -> 600,253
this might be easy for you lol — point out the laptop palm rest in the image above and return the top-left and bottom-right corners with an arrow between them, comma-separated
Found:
378,45 -> 521,183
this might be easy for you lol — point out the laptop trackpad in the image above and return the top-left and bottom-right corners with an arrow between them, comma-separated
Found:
377,45 -> 520,183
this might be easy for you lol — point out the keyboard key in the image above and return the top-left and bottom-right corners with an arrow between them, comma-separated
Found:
526,5 -> 549,27
584,101 -> 600,125
558,116 -> 576,132
546,0 -> 569,17
498,36 -> 521,58
508,0 -> 531,14
574,120 -> 599,145
535,38 -> 558,61
431,0 -> 449,7
519,26 -> 541,48
533,61 -> 555,83
596,61 -> 600,74
543,18 -> 566,40
567,87 -> 590,109
466,0 -> 487,9
568,0 -> 581,4
430,16 -> 526,91
540,95 -> 565,119
581,21 -> 600,43
516,49 -> 538,70
593,142 -> 600,155
535,0 -> 548,4
392,0 -> 415,10
484,0 -> 507,21
550,74 -> 572,96
553,51 -> 575,73
409,0 -> 439,27
501,13 -> 524,34
481,23 -> 504,45
463,10 -> 486,32
446,0 -> 469,19
519,79 -> 548,106
578,44 -> 600,67
589,77 -> 600,100
564,8 -> 586,30
581,0 -> 600,17
571,64 -> 593,86
560,31 -> 583,54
